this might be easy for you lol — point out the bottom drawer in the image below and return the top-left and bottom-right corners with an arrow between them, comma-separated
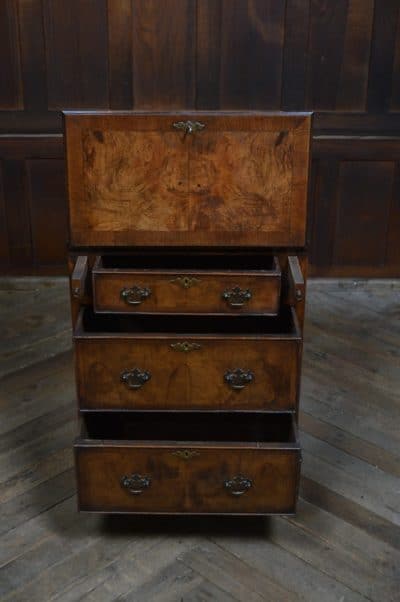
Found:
75,413 -> 300,515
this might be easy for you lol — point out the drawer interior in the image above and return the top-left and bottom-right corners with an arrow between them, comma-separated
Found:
81,412 -> 297,444
76,305 -> 299,336
97,253 -> 279,272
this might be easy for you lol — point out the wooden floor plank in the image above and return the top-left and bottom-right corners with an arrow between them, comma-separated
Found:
0,278 -> 70,379
301,375 -> 400,456
300,477 -> 400,551
0,507 -> 166,600
301,432 -> 400,516
302,449 -> 400,526
212,534 -> 369,602
0,418 -> 75,485
179,579 -> 238,602
49,536 -> 167,602
291,499 -> 400,581
178,541 -> 298,602
299,411 -> 400,478
269,515 -> 399,600
0,469 -> 75,537
0,352 -> 74,435
52,538 -> 195,602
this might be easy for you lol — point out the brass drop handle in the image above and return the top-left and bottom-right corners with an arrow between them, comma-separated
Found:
224,368 -> 254,390
224,475 -> 253,496
121,473 -> 151,495
120,286 -> 151,306
120,368 -> 151,389
173,120 -> 205,139
222,286 -> 252,308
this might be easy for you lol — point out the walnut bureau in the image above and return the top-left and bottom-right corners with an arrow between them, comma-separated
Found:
65,111 -> 312,515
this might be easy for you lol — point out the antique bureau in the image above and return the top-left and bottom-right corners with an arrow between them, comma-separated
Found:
65,111 -> 311,515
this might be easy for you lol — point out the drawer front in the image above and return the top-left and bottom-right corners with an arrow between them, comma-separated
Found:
75,337 -> 300,411
65,112 -> 311,248
93,268 -> 281,316
75,444 -> 300,514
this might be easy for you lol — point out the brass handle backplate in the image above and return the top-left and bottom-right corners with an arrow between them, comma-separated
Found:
120,368 -> 151,389
224,475 -> 253,496
222,286 -> 252,308
224,368 -> 254,390
173,120 -> 205,138
120,286 -> 151,306
121,473 -> 151,495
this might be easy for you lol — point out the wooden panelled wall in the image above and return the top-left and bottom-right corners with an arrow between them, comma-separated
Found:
0,0 -> 400,276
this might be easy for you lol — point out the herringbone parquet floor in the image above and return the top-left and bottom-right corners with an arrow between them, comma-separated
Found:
0,277 -> 399,601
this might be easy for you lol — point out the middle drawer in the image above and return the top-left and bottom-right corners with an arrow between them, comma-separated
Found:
74,307 -> 301,411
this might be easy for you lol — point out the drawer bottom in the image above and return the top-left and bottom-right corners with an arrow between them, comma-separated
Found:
75,413 -> 301,515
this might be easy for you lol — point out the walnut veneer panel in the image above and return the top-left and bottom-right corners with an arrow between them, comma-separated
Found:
74,311 -> 301,412
75,444 -> 300,514
65,112 -> 311,247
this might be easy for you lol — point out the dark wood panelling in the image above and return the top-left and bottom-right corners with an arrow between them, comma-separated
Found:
107,0 -> 133,109
310,137 -> 400,276
0,0 -> 22,109
281,0 -> 310,111
336,0 -> 374,111
0,136 -> 67,274
18,0 -> 47,111
306,0 -> 349,111
0,164 -> 9,265
0,1 -> 399,117
333,161 -> 394,266
219,0 -> 249,109
386,163 -> 400,267
196,0 -> 222,109
219,0 -> 285,109
43,0 -> 109,108
0,0 -> 400,275
391,9 -> 400,111
27,159 -> 68,266
367,0 -> 399,113
42,0 -> 80,108
132,0 -> 196,108
245,0 -> 286,109
309,158 -> 340,269
2,160 -> 31,267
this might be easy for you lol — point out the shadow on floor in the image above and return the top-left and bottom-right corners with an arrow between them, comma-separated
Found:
100,513 -> 272,538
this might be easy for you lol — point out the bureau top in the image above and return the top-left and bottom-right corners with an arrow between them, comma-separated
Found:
64,111 -> 312,248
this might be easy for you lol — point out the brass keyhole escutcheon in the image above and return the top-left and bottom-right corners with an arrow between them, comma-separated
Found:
170,275 -> 200,289
170,341 -> 202,353
171,449 -> 200,461
172,120 -> 205,140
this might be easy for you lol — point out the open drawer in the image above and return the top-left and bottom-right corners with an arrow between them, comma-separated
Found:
92,253 -> 281,315
75,412 -> 301,515
74,306 -> 302,412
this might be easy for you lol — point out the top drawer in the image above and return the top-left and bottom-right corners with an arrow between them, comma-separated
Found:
64,112 -> 311,248
92,252 -> 281,315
